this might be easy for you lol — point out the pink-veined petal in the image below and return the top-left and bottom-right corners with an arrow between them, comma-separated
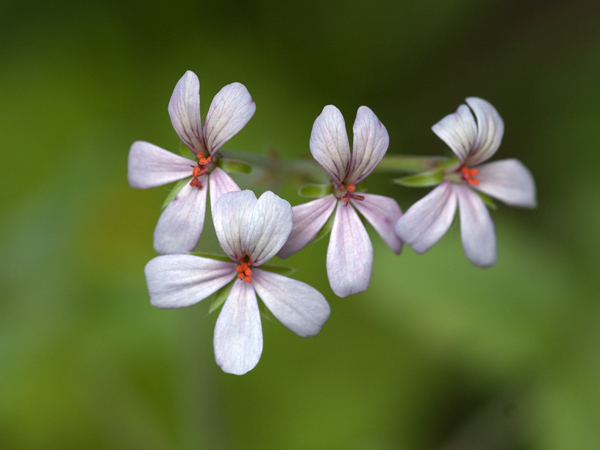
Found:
145,255 -> 236,308
475,159 -> 537,208
252,269 -> 330,337
214,280 -> 262,375
348,106 -> 389,184
455,185 -> 497,268
209,168 -> 241,211
431,104 -> 477,164
128,141 -> 193,189
327,203 -> 373,297
310,105 -> 351,185
278,195 -> 337,259
168,71 -> 206,155
213,190 -> 257,261
154,180 -> 208,254
464,97 -> 504,166
244,191 -> 293,266
351,193 -> 403,254
204,83 -> 256,155
394,181 -> 457,254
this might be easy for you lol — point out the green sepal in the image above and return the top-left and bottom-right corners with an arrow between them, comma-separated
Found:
393,170 -> 445,187
218,158 -> 252,174
187,252 -> 232,263
179,142 -> 197,160
257,297 -> 274,321
476,191 -> 497,210
376,155 -> 451,173
209,280 -> 234,314
259,264 -> 296,276
161,178 -> 190,211
313,211 -> 335,243
298,184 -> 333,198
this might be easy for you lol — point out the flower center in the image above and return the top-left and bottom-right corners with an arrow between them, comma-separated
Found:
189,155 -> 212,189
459,164 -> 479,186
334,183 -> 364,206
236,256 -> 253,283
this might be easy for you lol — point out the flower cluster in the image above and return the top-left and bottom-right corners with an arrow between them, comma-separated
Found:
129,71 -> 536,374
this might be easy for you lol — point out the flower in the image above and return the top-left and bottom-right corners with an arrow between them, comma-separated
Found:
278,105 -> 403,297
128,70 -> 256,254
144,190 -> 331,375
394,97 -> 537,267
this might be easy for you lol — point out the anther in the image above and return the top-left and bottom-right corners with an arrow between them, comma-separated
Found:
460,165 -> 479,186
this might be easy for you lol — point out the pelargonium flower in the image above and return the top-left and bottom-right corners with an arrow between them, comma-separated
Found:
395,97 -> 537,267
278,105 -> 403,298
145,190 -> 331,375
128,70 -> 256,254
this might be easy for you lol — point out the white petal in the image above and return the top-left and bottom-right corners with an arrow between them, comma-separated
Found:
203,83 -> 256,155
154,181 -> 208,254
431,104 -> 477,164
128,141 -> 193,189
208,168 -> 240,211
244,191 -> 293,266
455,185 -> 497,267
351,193 -> 403,254
252,269 -> 330,337
348,106 -> 389,184
464,97 -> 504,166
145,255 -> 236,308
277,195 -> 337,259
327,203 -> 373,297
394,181 -> 457,253
475,159 -> 537,208
310,105 -> 351,185
213,190 -> 257,261
214,280 -> 262,375
168,71 -> 206,155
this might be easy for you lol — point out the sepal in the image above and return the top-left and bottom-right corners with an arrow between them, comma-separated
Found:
161,178 -> 190,211
179,142 -> 197,160
393,170 -> 444,187
218,158 -> 252,174
188,252 -> 233,262
259,263 -> 296,276
209,280 -> 234,314
313,211 -> 335,242
298,184 -> 333,198
476,190 -> 497,210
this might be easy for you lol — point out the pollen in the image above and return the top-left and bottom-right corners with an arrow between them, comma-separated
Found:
189,155 -> 212,189
236,258 -> 253,283
460,165 -> 480,186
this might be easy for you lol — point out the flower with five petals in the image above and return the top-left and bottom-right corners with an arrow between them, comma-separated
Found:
395,97 -> 537,267
128,70 -> 256,254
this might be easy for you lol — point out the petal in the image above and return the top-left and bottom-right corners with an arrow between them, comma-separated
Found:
128,141 -> 193,189
475,159 -> 537,208
455,185 -> 497,267
394,181 -> 457,254
213,190 -> 257,261
464,97 -> 504,166
245,191 -> 293,266
431,104 -> 477,164
348,106 -> 389,184
154,181 -> 208,254
168,71 -> 206,155
327,203 -> 373,297
310,105 -> 351,185
277,195 -> 337,259
252,269 -> 330,337
214,280 -> 262,375
145,255 -> 236,308
203,83 -> 256,155
208,168 -> 241,211
351,193 -> 403,254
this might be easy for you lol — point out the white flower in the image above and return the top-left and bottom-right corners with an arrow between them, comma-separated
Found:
144,190 -> 331,375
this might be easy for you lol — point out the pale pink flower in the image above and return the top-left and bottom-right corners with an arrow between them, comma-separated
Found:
278,105 -> 403,297
395,97 -> 537,267
128,70 -> 256,254
145,190 -> 330,375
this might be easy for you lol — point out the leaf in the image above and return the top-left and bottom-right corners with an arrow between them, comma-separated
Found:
298,184 -> 333,198
209,281 -> 234,314
161,178 -> 190,211
313,210 -> 335,243
393,170 -> 444,187
218,158 -> 252,174
259,264 -> 296,276
179,142 -> 197,160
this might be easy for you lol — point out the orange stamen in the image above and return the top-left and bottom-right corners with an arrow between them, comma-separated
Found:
236,258 -> 253,283
460,165 -> 480,186
346,184 -> 356,192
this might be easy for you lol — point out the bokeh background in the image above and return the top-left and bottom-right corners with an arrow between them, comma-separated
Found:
2,0 -> 600,448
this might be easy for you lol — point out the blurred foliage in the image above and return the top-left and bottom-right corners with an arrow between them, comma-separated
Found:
2,0 -> 600,449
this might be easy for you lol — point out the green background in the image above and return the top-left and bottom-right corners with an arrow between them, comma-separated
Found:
2,0 -> 600,448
